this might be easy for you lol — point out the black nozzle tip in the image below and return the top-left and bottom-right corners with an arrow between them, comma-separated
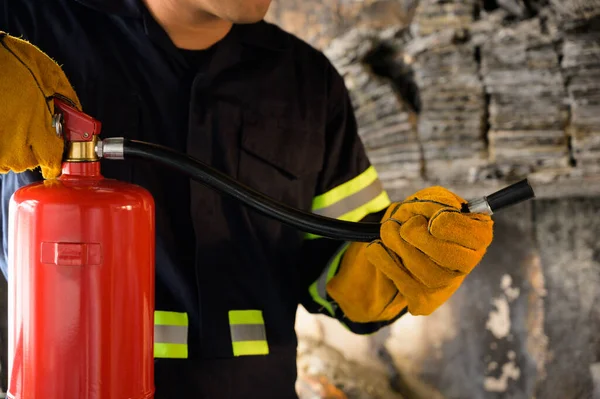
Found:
486,179 -> 535,213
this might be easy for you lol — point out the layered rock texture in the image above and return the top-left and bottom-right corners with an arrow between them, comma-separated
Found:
562,23 -> 600,176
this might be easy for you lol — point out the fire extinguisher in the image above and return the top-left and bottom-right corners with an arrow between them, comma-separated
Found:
7,100 -> 155,399
6,98 -> 535,399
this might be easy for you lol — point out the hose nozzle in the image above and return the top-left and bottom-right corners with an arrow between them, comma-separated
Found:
464,179 -> 535,215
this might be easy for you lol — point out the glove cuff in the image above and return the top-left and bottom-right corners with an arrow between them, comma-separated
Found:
326,242 -> 407,323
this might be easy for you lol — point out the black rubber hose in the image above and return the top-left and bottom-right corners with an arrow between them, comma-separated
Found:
122,139 -> 382,242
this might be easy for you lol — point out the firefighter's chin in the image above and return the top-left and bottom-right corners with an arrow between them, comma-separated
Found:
216,0 -> 272,24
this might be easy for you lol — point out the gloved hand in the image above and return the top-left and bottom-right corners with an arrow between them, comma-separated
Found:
0,31 -> 81,179
326,186 -> 494,322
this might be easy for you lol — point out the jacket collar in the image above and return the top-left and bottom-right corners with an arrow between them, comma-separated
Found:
72,0 -> 142,17
71,0 -> 289,51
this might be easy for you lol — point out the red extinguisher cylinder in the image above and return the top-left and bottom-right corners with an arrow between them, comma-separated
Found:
7,161 -> 156,399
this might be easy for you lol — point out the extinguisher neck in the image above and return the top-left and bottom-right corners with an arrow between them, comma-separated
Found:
60,161 -> 103,179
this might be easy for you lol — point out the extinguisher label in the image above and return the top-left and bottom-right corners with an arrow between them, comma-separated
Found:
40,242 -> 102,266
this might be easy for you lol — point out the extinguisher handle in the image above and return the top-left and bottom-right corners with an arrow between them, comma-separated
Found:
53,97 -> 102,142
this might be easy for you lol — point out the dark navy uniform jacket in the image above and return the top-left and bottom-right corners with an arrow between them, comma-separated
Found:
0,0 -> 400,397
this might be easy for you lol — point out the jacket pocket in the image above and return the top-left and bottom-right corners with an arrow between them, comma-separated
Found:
238,108 -> 324,207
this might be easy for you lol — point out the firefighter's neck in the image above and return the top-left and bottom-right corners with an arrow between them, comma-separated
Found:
142,0 -> 232,50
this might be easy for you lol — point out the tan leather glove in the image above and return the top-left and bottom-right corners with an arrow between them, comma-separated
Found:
326,186 -> 494,322
0,32 -> 81,179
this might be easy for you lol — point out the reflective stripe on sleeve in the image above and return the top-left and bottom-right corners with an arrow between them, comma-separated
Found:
306,166 -> 391,239
308,242 -> 350,316
228,310 -> 269,356
154,311 -> 188,359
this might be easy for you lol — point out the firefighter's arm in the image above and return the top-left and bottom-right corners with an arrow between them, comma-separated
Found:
326,187 -> 494,322
0,31 -> 81,179
298,59 -> 399,334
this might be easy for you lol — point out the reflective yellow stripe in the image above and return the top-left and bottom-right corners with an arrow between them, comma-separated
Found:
308,242 -> 349,316
232,341 -> 269,356
155,310 -> 188,326
228,310 -> 269,356
154,311 -> 188,359
229,310 -> 264,325
306,166 -> 391,240
312,166 -> 379,210
154,343 -> 188,359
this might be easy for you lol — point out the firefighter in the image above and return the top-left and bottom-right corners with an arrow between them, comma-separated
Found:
0,0 -> 493,397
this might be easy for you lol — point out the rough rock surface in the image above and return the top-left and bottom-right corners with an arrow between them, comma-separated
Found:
265,0 -> 417,50
296,336 -> 405,399
410,0 -> 477,37
550,0 -> 600,25
324,29 -> 424,184
562,22 -> 600,175
481,17 -> 570,175
532,198 -> 600,399
409,1 -> 489,182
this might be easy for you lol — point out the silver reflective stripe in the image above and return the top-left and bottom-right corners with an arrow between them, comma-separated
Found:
315,266 -> 329,306
308,242 -> 349,316
313,178 -> 384,219
154,324 -> 187,345
230,324 -> 267,342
